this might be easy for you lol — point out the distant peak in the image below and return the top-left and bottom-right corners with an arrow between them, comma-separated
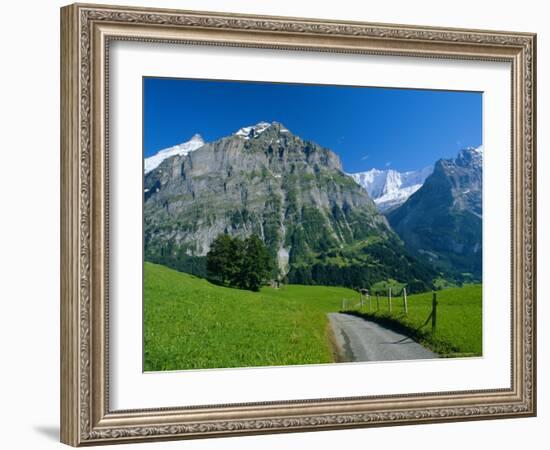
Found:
461,145 -> 483,154
348,166 -> 434,212
271,121 -> 290,133
189,133 -> 204,143
144,134 -> 205,174
234,121 -> 291,139
456,145 -> 483,167
234,121 -> 271,139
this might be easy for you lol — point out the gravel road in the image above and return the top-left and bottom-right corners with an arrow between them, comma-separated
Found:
328,312 -> 437,362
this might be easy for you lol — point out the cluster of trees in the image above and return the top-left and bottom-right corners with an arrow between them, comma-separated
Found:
206,233 -> 273,291
286,240 -> 436,294
369,279 -> 407,296
288,262 -> 430,294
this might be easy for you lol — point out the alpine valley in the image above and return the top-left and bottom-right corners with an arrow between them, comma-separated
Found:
144,121 -> 482,290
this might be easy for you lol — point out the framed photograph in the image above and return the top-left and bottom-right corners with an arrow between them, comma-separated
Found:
60,3 -> 536,446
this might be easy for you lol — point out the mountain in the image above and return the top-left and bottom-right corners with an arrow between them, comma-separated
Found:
387,146 -> 483,281
144,134 -> 205,174
144,121 -> 435,291
349,166 -> 433,212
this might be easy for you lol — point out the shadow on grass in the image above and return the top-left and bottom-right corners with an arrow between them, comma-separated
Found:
339,310 -> 461,357
204,277 -> 226,287
341,309 -> 430,341
205,277 -> 263,292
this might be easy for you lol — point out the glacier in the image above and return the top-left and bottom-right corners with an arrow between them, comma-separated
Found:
349,166 -> 433,212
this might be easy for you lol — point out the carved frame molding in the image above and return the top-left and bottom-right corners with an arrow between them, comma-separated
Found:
60,3 -> 536,446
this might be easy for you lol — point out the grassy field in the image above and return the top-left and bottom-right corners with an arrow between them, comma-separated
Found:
346,285 -> 482,357
144,263 -> 482,371
144,262 -> 357,371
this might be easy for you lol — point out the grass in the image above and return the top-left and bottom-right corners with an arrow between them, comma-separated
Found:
144,262 -> 358,371
345,285 -> 482,357
144,262 -> 482,371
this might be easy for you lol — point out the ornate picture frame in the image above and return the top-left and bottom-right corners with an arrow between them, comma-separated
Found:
60,3 -> 536,446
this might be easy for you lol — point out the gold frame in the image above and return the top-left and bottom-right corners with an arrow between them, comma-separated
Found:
60,3 -> 537,446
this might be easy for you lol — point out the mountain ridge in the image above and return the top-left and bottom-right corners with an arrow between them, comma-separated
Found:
387,146 -> 483,280
144,121 -> 435,291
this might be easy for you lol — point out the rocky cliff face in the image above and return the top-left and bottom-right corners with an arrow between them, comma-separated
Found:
144,122 -> 434,290
387,147 -> 483,280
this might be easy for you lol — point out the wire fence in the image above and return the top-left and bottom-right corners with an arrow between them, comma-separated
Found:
341,289 -> 439,332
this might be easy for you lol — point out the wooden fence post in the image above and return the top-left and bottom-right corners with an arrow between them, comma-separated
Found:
368,290 -> 372,312
432,291 -> 437,333
403,287 -> 408,314
388,287 -> 392,313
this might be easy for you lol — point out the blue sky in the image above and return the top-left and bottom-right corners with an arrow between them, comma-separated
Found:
143,77 -> 482,173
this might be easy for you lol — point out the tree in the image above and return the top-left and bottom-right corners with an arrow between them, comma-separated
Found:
239,235 -> 273,291
206,233 -> 273,291
226,237 -> 245,287
206,234 -> 234,283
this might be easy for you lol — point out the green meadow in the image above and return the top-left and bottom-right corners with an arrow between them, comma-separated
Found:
144,262 -> 482,371
144,262 -> 356,371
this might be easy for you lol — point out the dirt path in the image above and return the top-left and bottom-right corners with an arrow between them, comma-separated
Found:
328,313 -> 437,362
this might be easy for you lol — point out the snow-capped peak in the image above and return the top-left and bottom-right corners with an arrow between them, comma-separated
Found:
234,121 -> 272,139
349,166 -> 433,212
144,134 -> 205,174
462,145 -> 483,155
456,145 -> 483,168
189,133 -> 204,143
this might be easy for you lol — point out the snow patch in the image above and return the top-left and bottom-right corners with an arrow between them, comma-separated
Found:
144,134 -> 205,174
235,121 -> 272,139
